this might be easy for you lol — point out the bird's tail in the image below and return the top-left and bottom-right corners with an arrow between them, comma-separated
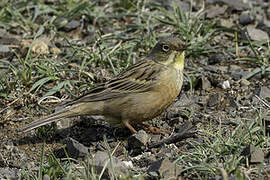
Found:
19,105 -> 81,132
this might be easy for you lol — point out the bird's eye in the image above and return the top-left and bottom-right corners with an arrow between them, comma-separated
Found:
162,44 -> 170,52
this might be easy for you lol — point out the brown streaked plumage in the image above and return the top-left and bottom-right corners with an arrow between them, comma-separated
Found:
20,36 -> 186,134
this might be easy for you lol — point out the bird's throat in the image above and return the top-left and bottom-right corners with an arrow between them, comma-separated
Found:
173,51 -> 185,70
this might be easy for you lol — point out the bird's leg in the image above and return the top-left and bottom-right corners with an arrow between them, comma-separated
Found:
123,121 -> 137,134
142,123 -> 171,134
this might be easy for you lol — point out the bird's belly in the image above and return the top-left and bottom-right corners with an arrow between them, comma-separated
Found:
103,80 -> 181,126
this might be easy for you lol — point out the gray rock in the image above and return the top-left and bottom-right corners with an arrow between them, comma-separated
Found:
128,130 -> 149,155
208,93 -> 222,107
43,174 -> 50,180
208,53 -> 226,65
156,0 -> 190,12
204,65 -> 228,73
241,145 -> 264,163
263,19 -> 270,29
239,12 -> 253,26
200,77 -> 212,90
156,144 -> 179,159
220,19 -> 234,28
206,6 -> 227,19
174,94 -> 194,107
55,137 -> 89,159
0,44 -> 11,58
0,44 -> 10,53
257,86 -> 270,99
221,80 -> 230,89
267,9 -> 270,19
219,0 -> 249,11
147,158 -> 181,179
247,26 -> 269,41
240,79 -> 250,86
90,115 -> 105,121
0,168 -> 20,179
63,20 -> 80,31
54,17 -> 68,28
0,36 -> 20,45
150,134 -> 161,143
230,70 -> 248,80
87,151 -> 129,179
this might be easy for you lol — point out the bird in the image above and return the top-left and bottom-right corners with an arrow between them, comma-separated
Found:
20,36 -> 187,134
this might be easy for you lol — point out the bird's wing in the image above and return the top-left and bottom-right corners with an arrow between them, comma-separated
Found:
65,60 -> 164,104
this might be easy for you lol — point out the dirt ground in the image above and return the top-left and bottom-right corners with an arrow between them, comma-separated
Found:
0,0 -> 270,179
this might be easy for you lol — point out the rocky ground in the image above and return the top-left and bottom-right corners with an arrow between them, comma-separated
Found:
0,0 -> 270,179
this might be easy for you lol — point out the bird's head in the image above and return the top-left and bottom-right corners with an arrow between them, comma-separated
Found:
148,36 -> 187,70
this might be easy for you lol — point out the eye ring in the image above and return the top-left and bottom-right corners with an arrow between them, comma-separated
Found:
162,44 -> 170,52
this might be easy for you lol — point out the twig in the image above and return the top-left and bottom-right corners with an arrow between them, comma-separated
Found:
255,95 -> 270,108
0,98 -> 20,114
219,164 -> 228,180
98,141 -> 121,180
148,122 -> 196,149
38,96 -> 63,106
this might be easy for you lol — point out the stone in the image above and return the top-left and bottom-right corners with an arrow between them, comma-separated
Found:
204,65 -> 228,73
247,26 -> 269,41
0,44 -> 11,58
128,130 -> 148,148
220,19 -> 234,28
0,45 -> 10,53
221,80 -> 230,89
147,158 -> 181,179
240,79 -> 250,86
230,70 -> 248,80
257,86 -> 270,99
150,134 -> 162,143
208,93 -> 222,107
43,174 -> 50,180
200,77 -> 212,90
55,137 -> 89,159
122,161 -> 133,169
174,94 -> 194,107
63,20 -> 80,32
54,17 -> 68,28
267,8 -> 270,19
241,145 -> 264,163
49,47 -> 61,54
156,144 -> 179,159
0,168 -> 20,179
206,5 -> 227,19
0,36 -> 20,45
128,130 -> 149,155
31,39 -> 50,55
87,151 -> 129,179
219,0 -> 249,11
239,12 -> 253,26
208,53 -> 226,65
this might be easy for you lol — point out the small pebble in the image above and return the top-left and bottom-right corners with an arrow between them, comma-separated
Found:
240,79 -> 250,86
221,80 -> 230,89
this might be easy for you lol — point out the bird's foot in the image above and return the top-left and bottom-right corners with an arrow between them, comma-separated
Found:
142,124 -> 171,134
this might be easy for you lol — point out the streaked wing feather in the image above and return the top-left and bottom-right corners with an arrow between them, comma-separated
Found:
67,60 -> 163,104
